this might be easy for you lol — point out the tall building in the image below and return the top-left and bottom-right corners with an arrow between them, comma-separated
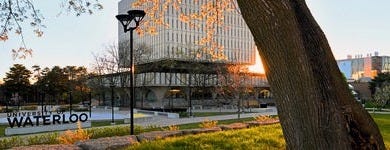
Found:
337,52 -> 390,81
116,0 -> 269,108
118,0 -> 256,66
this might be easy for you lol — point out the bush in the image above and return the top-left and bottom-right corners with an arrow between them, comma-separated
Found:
0,106 -> 18,113
73,107 -> 89,112
58,122 -> 90,144
22,105 -> 38,110
58,105 -> 70,112
0,132 -> 59,149
0,136 -> 24,149
163,125 -> 179,131
27,133 -> 59,145
179,112 -> 189,118
254,115 -> 271,122
199,119 -> 218,129
87,125 -> 145,139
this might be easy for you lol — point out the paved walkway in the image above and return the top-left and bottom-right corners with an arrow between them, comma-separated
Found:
134,108 -> 277,127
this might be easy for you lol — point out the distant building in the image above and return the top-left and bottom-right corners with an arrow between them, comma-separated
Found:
337,59 -> 352,79
336,52 -> 390,81
111,0 -> 271,108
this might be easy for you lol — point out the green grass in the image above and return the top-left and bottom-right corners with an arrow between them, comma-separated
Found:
371,114 -> 390,147
0,124 -> 5,137
177,118 -> 254,130
364,101 -> 390,109
128,124 -> 285,150
1,114 -> 389,149
127,114 -> 390,150
91,120 -> 125,127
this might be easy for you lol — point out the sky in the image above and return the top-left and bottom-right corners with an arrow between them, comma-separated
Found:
1,0 -> 390,82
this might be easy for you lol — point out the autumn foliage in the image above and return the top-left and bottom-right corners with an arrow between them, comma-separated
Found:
58,122 -> 91,144
199,119 -> 218,129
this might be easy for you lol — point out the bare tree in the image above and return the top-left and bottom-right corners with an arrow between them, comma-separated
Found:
91,43 -> 123,105
215,62 -> 253,118
134,43 -> 153,108
91,42 -> 152,106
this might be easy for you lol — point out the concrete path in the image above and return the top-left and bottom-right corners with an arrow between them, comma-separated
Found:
134,108 -> 277,127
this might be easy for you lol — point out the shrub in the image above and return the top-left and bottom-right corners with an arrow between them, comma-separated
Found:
199,119 -> 218,129
179,112 -> 189,117
0,136 -> 24,149
27,133 -> 59,145
0,106 -> 18,113
58,105 -> 70,112
58,122 -> 90,144
254,115 -> 271,122
87,125 -> 146,139
163,125 -> 179,131
88,125 -> 129,139
73,107 -> 89,112
142,125 -> 161,132
22,105 -> 38,110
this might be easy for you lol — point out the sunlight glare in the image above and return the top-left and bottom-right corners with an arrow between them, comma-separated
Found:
249,53 -> 265,73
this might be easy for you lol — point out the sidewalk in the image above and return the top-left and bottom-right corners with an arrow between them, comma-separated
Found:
134,107 -> 278,127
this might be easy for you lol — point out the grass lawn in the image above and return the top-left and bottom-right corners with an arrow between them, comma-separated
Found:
176,118 -> 254,130
0,113 -> 389,149
371,113 -> 390,147
0,124 -> 4,137
127,114 -> 390,149
129,124 -> 285,150
91,120 -> 125,127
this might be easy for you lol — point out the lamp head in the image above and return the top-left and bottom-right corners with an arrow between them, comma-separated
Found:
128,10 -> 146,27
116,10 -> 146,33
116,14 -> 134,33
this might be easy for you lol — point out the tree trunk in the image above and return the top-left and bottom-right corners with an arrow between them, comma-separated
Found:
236,0 -> 384,149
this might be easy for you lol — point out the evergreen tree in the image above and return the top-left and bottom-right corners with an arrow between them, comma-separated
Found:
3,64 -> 32,104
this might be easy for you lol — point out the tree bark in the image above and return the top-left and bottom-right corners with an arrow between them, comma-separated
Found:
236,0 -> 385,149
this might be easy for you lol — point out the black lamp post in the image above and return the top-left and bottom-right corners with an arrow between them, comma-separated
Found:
41,92 -> 44,115
116,9 -> 145,135
89,92 -> 92,118
69,91 -> 73,114
110,84 -> 115,125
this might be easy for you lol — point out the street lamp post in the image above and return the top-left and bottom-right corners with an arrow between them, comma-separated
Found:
69,91 -> 73,115
41,92 -> 44,115
110,84 -> 115,125
116,9 -> 145,135
89,92 -> 92,118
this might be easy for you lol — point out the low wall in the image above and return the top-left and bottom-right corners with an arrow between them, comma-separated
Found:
124,116 -> 153,124
137,110 -> 179,118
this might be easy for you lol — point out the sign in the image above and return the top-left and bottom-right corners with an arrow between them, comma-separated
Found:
4,110 -> 91,136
